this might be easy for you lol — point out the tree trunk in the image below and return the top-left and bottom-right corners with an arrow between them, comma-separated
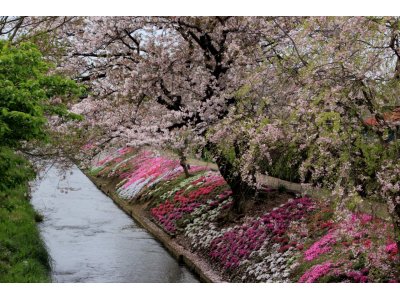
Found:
208,142 -> 257,214
178,150 -> 191,178
229,178 -> 257,214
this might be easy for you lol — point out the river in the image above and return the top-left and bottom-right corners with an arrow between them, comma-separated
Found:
30,164 -> 199,283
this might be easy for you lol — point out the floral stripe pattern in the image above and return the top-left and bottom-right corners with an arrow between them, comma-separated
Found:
90,148 -> 399,283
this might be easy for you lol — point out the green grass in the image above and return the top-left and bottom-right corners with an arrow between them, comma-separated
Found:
0,183 -> 51,282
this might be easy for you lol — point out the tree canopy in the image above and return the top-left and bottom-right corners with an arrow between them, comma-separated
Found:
0,41 -> 83,146
0,40 -> 83,190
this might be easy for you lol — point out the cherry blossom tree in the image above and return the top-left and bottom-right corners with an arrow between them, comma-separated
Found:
247,16 -> 400,249
61,16 -> 306,212
58,16 -> 400,247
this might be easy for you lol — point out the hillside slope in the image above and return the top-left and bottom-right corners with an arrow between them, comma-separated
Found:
85,147 -> 399,283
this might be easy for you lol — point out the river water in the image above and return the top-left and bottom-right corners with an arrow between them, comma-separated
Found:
30,164 -> 199,283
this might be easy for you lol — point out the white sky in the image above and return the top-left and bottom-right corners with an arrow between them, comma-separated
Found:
3,0 -> 400,16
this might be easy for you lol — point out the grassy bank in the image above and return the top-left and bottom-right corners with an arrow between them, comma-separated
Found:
0,149 -> 51,282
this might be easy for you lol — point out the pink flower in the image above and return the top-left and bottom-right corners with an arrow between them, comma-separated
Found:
363,239 -> 371,248
304,231 -> 336,261
82,142 -> 95,150
209,197 -> 315,269
385,243 -> 398,256
299,262 -> 332,283
360,213 -> 373,224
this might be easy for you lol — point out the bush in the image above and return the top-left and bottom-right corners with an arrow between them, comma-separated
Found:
0,147 -> 35,192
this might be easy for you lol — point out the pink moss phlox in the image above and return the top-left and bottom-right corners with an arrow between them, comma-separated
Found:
385,242 -> 398,256
96,155 -> 113,167
117,146 -> 132,155
151,172 -> 231,233
96,150 -> 227,234
82,142 -> 95,150
210,197 -> 315,269
346,271 -> 369,283
119,151 -> 209,189
351,213 -> 373,225
94,147 -> 136,170
122,155 -> 180,188
304,231 -> 336,261
298,261 -> 332,283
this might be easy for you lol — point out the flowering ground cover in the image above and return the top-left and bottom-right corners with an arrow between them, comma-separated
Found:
89,146 -> 137,177
293,211 -> 399,283
149,172 -> 232,234
209,197 -> 315,270
90,148 -> 399,283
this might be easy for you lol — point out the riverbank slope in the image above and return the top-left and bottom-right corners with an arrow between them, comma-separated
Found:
84,146 -> 399,283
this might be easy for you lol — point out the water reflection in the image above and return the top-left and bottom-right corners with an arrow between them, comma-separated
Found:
31,164 -> 199,283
